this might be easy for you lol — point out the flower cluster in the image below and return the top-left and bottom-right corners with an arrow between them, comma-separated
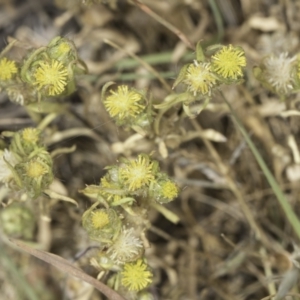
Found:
0,36 -> 87,106
175,43 -> 246,92
81,154 -> 178,207
155,43 -> 247,118
81,154 -> 179,295
102,83 -> 154,132
253,52 -> 300,99
0,128 -> 53,199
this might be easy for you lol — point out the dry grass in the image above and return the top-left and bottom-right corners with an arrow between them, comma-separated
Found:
1,0 -> 300,299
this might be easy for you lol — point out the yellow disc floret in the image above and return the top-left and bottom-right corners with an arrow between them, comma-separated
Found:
119,155 -> 155,191
104,85 -> 144,121
184,62 -> 217,95
26,160 -> 47,178
34,59 -> 68,96
57,42 -> 71,56
0,58 -> 17,80
161,180 -> 178,200
121,259 -> 153,291
91,210 -> 110,229
22,128 -> 40,144
211,45 -> 246,80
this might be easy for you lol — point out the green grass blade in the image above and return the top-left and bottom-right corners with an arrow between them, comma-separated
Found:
223,93 -> 300,239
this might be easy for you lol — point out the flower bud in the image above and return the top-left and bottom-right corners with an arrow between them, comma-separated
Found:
82,208 -> 122,243
15,150 -> 54,198
47,36 -> 77,64
0,204 -> 35,239
10,128 -> 42,159
149,175 -> 179,204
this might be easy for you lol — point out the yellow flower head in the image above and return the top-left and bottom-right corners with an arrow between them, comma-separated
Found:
0,58 -> 17,80
104,85 -> 144,121
121,259 -> 153,291
211,45 -> 246,80
91,210 -> 110,229
22,128 -> 40,144
26,160 -> 47,178
34,60 -> 68,96
184,62 -> 217,96
57,42 -> 71,56
119,155 -> 155,191
161,180 -> 179,200
82,208 -> 122,243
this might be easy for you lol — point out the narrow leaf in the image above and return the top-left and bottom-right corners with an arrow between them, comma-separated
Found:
9,239 -> 126,300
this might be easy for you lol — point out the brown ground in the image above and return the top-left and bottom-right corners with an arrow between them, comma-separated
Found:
1,0 -> 300,299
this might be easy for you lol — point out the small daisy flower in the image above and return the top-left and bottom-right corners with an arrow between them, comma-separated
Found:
82,208 -> 122,243
22,128 -> 40,144
211,45 -> 246,80
33,59 -> 68,96
91,210 -> 110,229
119,155 -> 155,191
160,180 -> 179,201
0,149 -> 18,183
0,58 -> 18,80
150,176 -> 179,204
184,62 -> 217,96
263,53 -> 296,95
104,85 -> 144,122
107,227 -> 143,264
121,259 -> 153,291
26,160 -> 48,178
48,38 -> 73,61
58,42 -> 71,54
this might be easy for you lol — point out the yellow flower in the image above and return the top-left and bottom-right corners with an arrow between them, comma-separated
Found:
26,160 -> 47,178
0,58 -> 17,80
121,259 -> 153,291
33,60 -> 68,96
211,45 -> 246,80
119,155 -> 155,191
57,42 -> 71,56
91,210 -> 110,229
82,208 -> 122,243
161,180 -> 178,200
184,62 -> 217,95
22,128 -> 40,144
104,85 -> 144,121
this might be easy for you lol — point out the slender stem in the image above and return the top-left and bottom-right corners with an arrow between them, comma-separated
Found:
222,92 -> 300,239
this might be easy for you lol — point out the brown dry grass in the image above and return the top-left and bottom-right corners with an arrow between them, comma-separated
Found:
1,0 -> 300,299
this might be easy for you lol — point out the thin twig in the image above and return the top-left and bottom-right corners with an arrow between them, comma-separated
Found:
132,0 -> 195,50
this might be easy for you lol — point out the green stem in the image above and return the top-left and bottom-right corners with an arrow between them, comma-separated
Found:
222,93 -> 300,239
